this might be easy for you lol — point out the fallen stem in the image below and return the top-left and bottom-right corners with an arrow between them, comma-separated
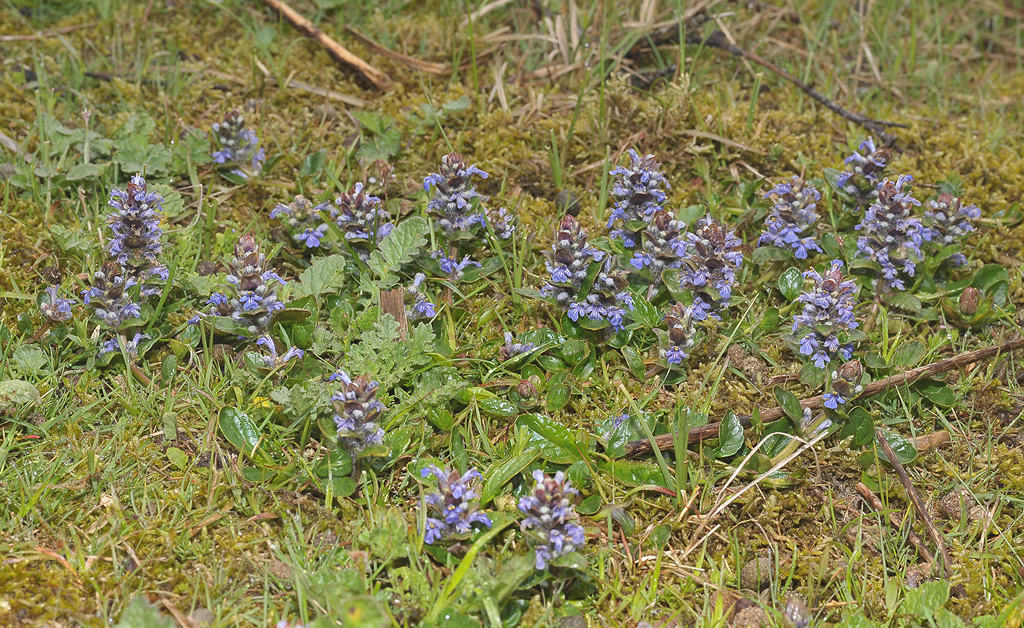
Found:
624,336 -> 1024,458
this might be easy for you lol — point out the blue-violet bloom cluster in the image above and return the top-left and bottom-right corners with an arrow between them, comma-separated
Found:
824,359 -> 864,409
836,137 -> 892,206
330,372 -> 386,457
203,235 -> 286,336
659,302 -> 697,365
82,261 -> 142,331
432,248 -> 481,283
759,177 -> 822,259
854,175 -> 926,290
519,470 -> 586,570
270,195 -> 330,250
792,260 -> 858,370
488,206 -> 516,240
540,215 -> 605,309
420,465 -> 492,545
327,182 -> 394,260
100,331 -> 150,357
424,152 -> 489,235
254,336 -> 305,368
608,149 -> 671,248
107,174 -> 168,290
630,210 -> 686,299
41,285 -> 75,323
922,192 -> 980,267
500,332 -> 536,361
212,110 -> 265,178
677,215 -> 744,321
405,273 -> 436,319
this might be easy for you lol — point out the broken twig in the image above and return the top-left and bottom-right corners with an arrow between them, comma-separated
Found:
855,481 -> 935,564
624,336 -> 1024,458
261,0 -> 392,91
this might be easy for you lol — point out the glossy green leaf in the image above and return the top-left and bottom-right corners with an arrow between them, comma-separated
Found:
218,407 -> 263,456
773,386 -> 804,423
712,410 -> 745,458
894,340 -> 927,367
599,460 -> 673,489
778,266 -> 803,301
917,382 -> 955,407
752,246 -> 794,264
518,413 -> 577,453
560,339 -> 589,366
621,345 -> 645,379
545,381 -> 571,412
478,396 -> 519,417
481,450 -> 539,505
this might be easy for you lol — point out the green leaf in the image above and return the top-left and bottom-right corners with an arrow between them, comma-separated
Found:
838,407 -> 874,448
560,339 -> 589,366
478,396 -> 518,417
893,340 -> 927,367
629,291 -> 661,328
517,413 -> 577,453
166,447 -> 188,471
218,407 -> 263,456
545,381 -> 571,412
883,291 -> 922,314
711,410 -> 744,458
12,345 -> 47,376
65,162 -> 105,181
312,447 -> 353,478
751,246 -> 794,264
598,460 -> 673,489
759,307 -> 780,330
901,580 -> 950,620
972,264 -> 1010,292
481,450 -> 539,505
367,216 -> 429,280
773,386 -> 804,423
799,362 -> 826,388
296,254 -> 348,297
114,134 -> 172,174
918,382 -> 955,407
115,596 -> 175,628
300,148 -> 328,177
778,267 -> 803,302
621,346 -> 645,379
0,380 -> 42,409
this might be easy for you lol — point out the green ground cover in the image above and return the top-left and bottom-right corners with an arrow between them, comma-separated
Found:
1,0 -> 1024,626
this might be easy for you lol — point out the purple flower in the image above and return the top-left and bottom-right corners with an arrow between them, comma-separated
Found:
424,153 -> 489,235
83,262 -> 142,331
608,149 -> 670,248
500,332 -> 536,360
106,174 -> 168,291
758,177 -> 822,259
420,465 -> 492,544
837,137 -> 892,206
322,182 -> 394,260
677,215 -> 743,321
792,260 -> 858,370
922,192 -> 980,267
331,372 -> 386,456
630,210 -> 687,299
823,393 -> 846,409
270,196 -> 331,251
100,331 -> 150,359
254,336 -> 304,368
405,273 -> 437,319
432,248 -> 481,282
212,110 -> 264,177
488,206 -> 516,240
40,285 -> 75,323
854,175 -> 926,291
198,235 -> 286,337
519,470 -> 586,570
658,302 -> 696,365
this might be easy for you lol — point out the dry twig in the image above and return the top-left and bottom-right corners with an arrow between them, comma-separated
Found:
625,337 -> 1024,458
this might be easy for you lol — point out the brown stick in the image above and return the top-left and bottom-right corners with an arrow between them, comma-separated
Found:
855,482 -> 935,564
624,336 -> 1024,458
344,26 -> 449,75
261,0 -> 392,91
873,429 -> 965,598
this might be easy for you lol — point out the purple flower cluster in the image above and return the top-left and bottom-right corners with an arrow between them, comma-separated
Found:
758,177 -> 822,259
677,215 -> 743,321
792,260 -> 858,370
836,137 -> 892,206
499,332 -> 536,360
254,336 -> 304,368
100,331 -> 150,357
854,175 -> 926,290
488,206 -> 516,240
566,259 -> 634,331
519,470 -> 586,570
327,182 -> 394,259
607,149 -> 671,248
659,302 -> 697,365
629,210 -> 686,298
40,285 -> 75,323
432,248 -> 481,283
424,153 -> 489,235
824,359 -> 864,409
203,235 -> 286,336
923,193 -> 980,267
107,174 -> 168,288
212,110 -> 265,178
329,371 -> 386,456
420,465 -> 492,545
269,195 -> 330,250
82,261 -> 142,330
406,273 -> 436,318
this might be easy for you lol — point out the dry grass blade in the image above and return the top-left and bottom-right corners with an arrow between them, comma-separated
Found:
344,26 -> 449,75
855,481 -> 935,564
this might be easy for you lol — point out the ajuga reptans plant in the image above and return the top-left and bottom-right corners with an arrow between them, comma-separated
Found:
855,174 -> 926,291
608,149 -> 670,248
420,465 -> 491,545
329,372 -> 386,458
270,195 -> 330,250
202,235 -> 286,336
677,215 -> 743,321
212,110 -> 265,178
327,182 -> 394,260
923,193 -> 980,267
519,470 -> 586,570
424,152 -> 489,236
792,260 -> 858,370
40,285 -> 74,323
658,302 -> 697,366
836,137 -> 892,206
630,209 -> 686,299
759,177 -> 822,259
107,174 -> 168,290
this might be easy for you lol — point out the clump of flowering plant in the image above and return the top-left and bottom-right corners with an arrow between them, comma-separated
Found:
329,371 -> 386,458
657,302 -> 697,366
758,177 -> 822,260
923,193 -> 980,267
500,332 -> 536,360
487,206 -> 516,240
432,248 -> 481,283
82,261 -> 141,334
252,336 -> 304,369
677,215 -> 743,321
791,260 -> 858,370
40,285 -> 74,323
836,137 -> 892,206
328,182 -> 394,260
269,195 -> 330,250
101,331 -> 150,358
405,273 -> 436,319
203,235 -> 286,336
854,175 -> 926,291
107,174 -> 168,290
420,465 -> 492,545
424,152 -> 489,236
540,215 -> 604,309
519,470 -> 586,570
212,110 -> 265,178
567,259 -> 633,331
629,210 -> 686,299
608,149 -> 671,248
824,359 -> 864,409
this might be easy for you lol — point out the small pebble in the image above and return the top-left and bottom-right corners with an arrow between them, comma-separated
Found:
740,555 -> 774,591
556,190 -> 581,216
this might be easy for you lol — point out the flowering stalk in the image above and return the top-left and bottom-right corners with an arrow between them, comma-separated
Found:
836,137 -> 892,206
82,261 -> 142,331
327,182 -> 394,260
204,235 -> 286,336
607,149 -> 670,248
40,285 -> 74,323
658,302 -> 697,365
518,470 -> 586,570
432,248 -> 481,283
923,193 -> 980,267
405,273 -> 437,319
567,259 -> 633,331
487,206 -> 516,240
101,331 -> 150,357
540,215 -> 605,310
854,175 -> 926,291
420,465 -> 492,545
107,174 -> 168,291
424,153 -> 489,235
212,110 -> 265,178
269,195 -> 330,250
677,215 -> 744,321
629,209 -> 686,299
329,372 -> 386,458
758,177 -> 822,259
253,336 -> 304,368
792,260 -> 858,370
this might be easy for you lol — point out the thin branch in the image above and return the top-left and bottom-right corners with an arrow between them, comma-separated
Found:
624,337 -> 1024,458
855,481 -> 935,564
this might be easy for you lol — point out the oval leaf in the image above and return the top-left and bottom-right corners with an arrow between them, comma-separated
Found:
218,407 -> 262,455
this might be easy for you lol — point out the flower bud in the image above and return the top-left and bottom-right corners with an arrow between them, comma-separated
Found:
959,287 -> 980,316
838,359 -> 863,384
517,379 -> 538,401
